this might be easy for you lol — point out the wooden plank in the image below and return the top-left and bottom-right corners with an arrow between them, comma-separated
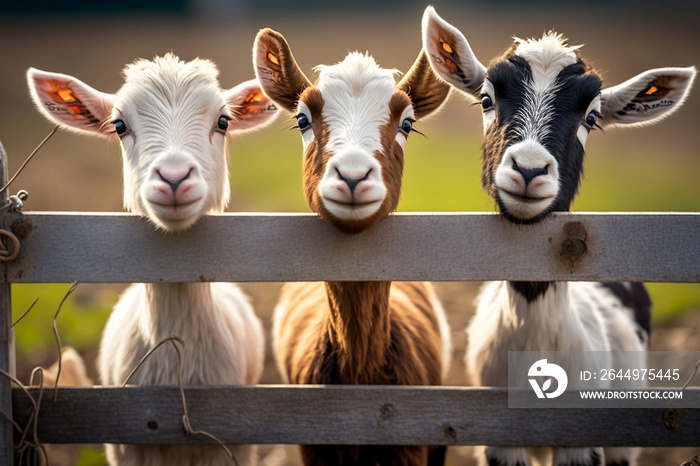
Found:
12,386 -> 700,447
0,141 -> 13,466
3,212 -> 699,284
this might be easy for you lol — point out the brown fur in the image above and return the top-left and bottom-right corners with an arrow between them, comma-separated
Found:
254,28 -> 311,112
257,28 -> 450,465
397,51 -> 451,119
274,281 -> 444,465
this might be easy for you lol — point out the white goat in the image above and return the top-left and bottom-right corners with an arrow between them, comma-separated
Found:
27,53 -> 278,465
422,7 -> 695,466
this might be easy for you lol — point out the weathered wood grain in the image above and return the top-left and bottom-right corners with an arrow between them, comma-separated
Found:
4,211 -> 700,283
11,386 -> 700,446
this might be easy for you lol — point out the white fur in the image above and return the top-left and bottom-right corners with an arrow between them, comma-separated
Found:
513,34 -> 578,144
28,53 -> 272,466
101,283 -> 262,465
467,281 -> 645,466
421,6 -> 486,93
495,140 -> 559,219
115,56 -> 231,231
481,80 -> 497,130
313,53 -> 406,221
601,66 -> 697,128
514,33 -> 579,94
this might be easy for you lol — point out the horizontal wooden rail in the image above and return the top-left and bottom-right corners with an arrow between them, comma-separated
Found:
4,211 -> 700,283
11,386 -> 700,447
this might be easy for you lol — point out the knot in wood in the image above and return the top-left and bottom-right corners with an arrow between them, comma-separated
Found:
443,424 -> 457,441
561,237 -> 587,261
663,408 -> 682,432
379,403 -> 395,420
560,221 -> 588,265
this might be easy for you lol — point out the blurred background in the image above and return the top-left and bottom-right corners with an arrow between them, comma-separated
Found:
1,0 -> 699,464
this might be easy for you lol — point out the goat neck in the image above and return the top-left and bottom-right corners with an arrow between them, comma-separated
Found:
325,280 -> 392,384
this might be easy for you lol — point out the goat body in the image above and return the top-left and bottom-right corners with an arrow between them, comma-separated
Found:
254,28 -> 452,465
422,6 -> 694,466
27,53 -> 277,465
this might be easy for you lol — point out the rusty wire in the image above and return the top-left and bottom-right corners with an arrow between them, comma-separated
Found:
0,126 -> 59,195
50,282 -> 78,401
122,335 -> 238,465
680,455 -> 700,466
0,368 -> 48,466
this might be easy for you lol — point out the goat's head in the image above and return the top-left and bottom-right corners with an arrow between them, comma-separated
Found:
422,7 -> 695,224
253,28 -> 449,233
27,53 -> 277,231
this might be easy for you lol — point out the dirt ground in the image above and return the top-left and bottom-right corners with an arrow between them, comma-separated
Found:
2,2 -> 700,465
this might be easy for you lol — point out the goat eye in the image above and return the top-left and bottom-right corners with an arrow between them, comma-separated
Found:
296,113 -> 310,132
113,119 -> 128,137
481,95 -> 493,110
585,111 -> 597,127
400,118 -> 413,134
217,115 -> 230,132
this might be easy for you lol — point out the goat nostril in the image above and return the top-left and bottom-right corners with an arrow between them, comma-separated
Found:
512,163 -> 548,187
336,169 -> 371,194
157,169 -> 193,193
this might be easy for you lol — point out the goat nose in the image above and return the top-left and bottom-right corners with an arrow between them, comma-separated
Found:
158,169 -> 192,193
336,168 -> 371,194
512,160 -> 548,186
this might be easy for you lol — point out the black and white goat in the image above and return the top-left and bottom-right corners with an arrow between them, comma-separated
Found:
422,6 -> 695,466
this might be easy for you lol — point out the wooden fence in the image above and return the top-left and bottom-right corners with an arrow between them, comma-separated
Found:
0,142 -> 699,464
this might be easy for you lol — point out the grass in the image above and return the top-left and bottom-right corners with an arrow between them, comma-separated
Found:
11,284 -> 116,367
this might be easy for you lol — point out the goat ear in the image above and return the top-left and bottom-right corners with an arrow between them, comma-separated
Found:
224,79 -> 279,132
253,28 -> 312,113
600,66 -> 696,128
397,50 -> 451,120
421,6 -> 486,100
27,68 -> 116,136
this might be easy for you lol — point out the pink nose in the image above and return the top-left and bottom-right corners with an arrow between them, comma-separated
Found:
336,168 -> 371,195
157,169 -> 192,194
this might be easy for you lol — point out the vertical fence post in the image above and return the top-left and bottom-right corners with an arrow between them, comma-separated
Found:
0,140 -> 14,465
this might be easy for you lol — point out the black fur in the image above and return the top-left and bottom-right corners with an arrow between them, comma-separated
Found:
544,62 -> 602,214
482,54 -> 603,300
481,55 -> 603,222
510,281 -> 552,302
488,457 -> 527,466
600,282 -> 652,341
427,446 -> 447,466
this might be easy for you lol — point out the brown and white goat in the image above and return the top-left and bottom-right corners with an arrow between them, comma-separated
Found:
422,7 -> 695,466
253,28 -> 452,465
28,53 -> 278,465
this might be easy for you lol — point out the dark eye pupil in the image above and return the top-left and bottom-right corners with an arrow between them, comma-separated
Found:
297,114 -> 310,130
481,95 -> 493,110
401,119 -> 413,134
586,112 -> 597,127
217,116 -> 229,131
114,119 -> 127,135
